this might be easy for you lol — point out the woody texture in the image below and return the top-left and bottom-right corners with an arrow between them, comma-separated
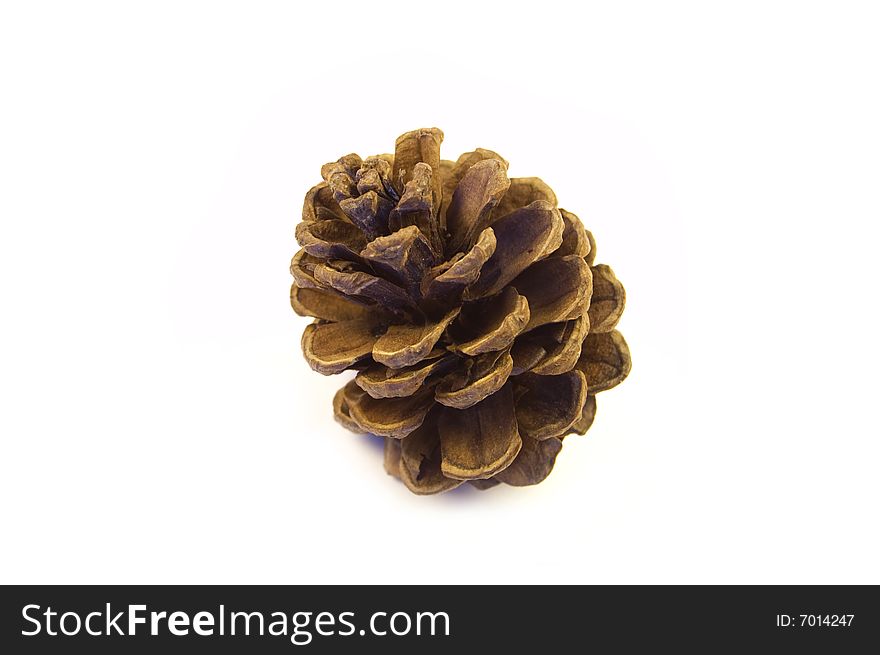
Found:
290,128 -> 630,494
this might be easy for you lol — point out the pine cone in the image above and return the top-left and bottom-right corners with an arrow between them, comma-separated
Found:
291,128 -> 630,494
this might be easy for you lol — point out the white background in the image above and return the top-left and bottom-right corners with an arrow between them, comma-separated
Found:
1,1 -> 878,584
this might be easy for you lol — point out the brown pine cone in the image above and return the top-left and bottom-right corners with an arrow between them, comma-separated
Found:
291,128 -> 630,494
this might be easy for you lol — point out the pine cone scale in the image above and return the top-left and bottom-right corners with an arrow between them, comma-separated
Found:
434,348 -> 514,410
495,435 -> 563,487
356,351 -> 456,399
511,255 -> 593,331
371,307 -> 460,368
421,227 -> 496,306
392,128 -> 444,198
343,381 -> 434,439
399,421 -> 463,495
448,286 -> 530,356
463,200 -> 564,300
444,158 -> 510,255
301,318 -> 382,375
514,370 -> 588,441
437,383 -> 522,481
